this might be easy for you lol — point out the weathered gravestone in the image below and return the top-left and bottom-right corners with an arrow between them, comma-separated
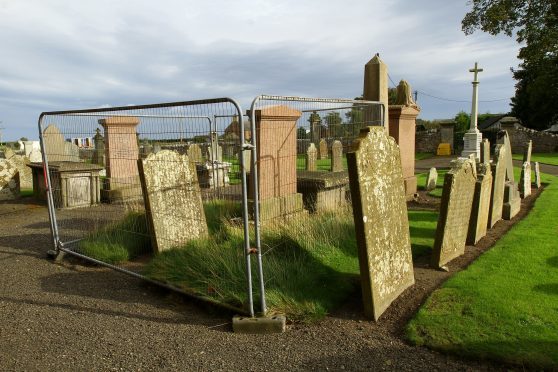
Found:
347,126 -> 414,321
499,131 -> 521,219
138,150 -> 208,253
431,158 -> 477,269
0,159 -> 20,200
242,147 -> 251,174
306,143 -> 317,171
92,128 -> 105,166
330,140 -> 343,172
467,162 -> 492,245
9,155 -> 32,189
425,167 -> 437,191
208,132 -> 223,163
187,143 -> 203,164
43,125 -> 67,162
3,147 -> 14,159
519,140 -> 532,198
319,139 -> 328,160
488,144 -> 506,228
480,139 -> 490,165
534,162 -> 541,188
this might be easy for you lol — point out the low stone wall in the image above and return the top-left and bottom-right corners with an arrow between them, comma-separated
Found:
502,123 -> 558,153
415,130 -> 441,153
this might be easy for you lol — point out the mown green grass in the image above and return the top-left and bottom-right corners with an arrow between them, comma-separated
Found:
295,154 -> 348,171
406,172 -> 558,368
513,152 -> 558,166
20,188 -> 33,197
416,169 -> 448,198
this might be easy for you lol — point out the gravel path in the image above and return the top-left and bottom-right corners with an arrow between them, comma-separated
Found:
0,197 -> 499,371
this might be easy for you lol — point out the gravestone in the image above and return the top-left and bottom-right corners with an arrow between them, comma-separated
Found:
431,158 -> 477,269
347,126 -> 414,321
138,150 -> 208,253
306,143 -> 317,171
519,162 -> 531,198
29,150 -> 42,163
4,147 -> 15,159
534,162 -> 541,188
319,139 -> 328,160
481,139 -> 490,165
99,116 -> 141,201
43,125 -> 68,162
425,167 -> 437,191
309,111 -> 321,146
9,155 -> 32,189
0,159 -> 20,200
64,142 -> 80,162
523,140 -> 532,163
363,54 -> 389,132
92,128 -> 105,166
252,105 -> 304,221
488,144 -> 506,228
187,143 -> 203,164
208,132 -> 223,162
242,147 -> 252,174
330,140 -> 343,172
467,163 -> 492,245
499,131 -> 521,220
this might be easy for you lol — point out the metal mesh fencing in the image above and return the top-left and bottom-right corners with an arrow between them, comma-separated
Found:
38,98 -> 258,315
247,95 -> 384,313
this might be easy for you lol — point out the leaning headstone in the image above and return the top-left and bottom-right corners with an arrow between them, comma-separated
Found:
347,126 -> 414,321
523,140 -> 532,163
138,150 -> 208,253
306,143 -> 317,171
187,143 -> 203,164
42,125 -> 67,162
425,167 -> 438,191
330,140 -> 343,172
480,139 -> 491,165
534,162 -> 541,188
319,139 -> 328,160
519,162 -> 532,198
499,131 -> 521,220
467,163 -> 492,245
431,158 -> 477,269
0,159 -> 20,200
488,144 -> 506,228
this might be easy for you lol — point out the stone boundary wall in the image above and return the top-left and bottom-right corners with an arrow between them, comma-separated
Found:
503,124 -> 558,153
415,129 -> 441,153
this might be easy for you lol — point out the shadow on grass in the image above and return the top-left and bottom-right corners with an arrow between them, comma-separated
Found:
533,283 -> 558,295
547,256 -> 558,268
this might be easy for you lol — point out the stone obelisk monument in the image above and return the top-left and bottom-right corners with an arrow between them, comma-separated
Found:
462,62 -> 483,159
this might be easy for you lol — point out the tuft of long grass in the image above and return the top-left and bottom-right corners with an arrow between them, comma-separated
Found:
77,211 -> 151,264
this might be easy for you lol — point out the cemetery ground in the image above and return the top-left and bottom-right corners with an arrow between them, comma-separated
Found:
1,156 -> 557,369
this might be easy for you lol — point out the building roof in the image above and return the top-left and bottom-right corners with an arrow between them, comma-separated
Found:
478,114 -> 509,131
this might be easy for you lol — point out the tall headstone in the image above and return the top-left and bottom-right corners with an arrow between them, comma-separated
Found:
242,146 -> 252,174
363,54 -> 389,132
319,139 -> 328,160
306,143 -> 317,171
138,150 -> 208,253
253,105 -> 304,221
187,143 -> 203,164
42,125 -> 67,162
208,132 -> 223,163
389,80 -> 420,199
309,111 -> 321,146
347,126 -> 414,321
432,158 -> 477,269
534,162 -> 541,188
462,62 -> 483,159
92,128 -> 105,166
467,163 -> 492,245
498,131 -> 521,219
425,167 -> 438,191
330,140 -> 343,172
99,116 -> 141,198
523,140 -> 532,163
519,162 -> 532,198
488,144 -> 506,228
481,139 -> 491,165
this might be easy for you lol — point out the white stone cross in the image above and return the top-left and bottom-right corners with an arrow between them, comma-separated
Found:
469,62 -> 483,84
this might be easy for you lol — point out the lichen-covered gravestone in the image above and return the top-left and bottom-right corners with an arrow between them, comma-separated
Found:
319,139 -> 328,160
330,140 -> 343,172
306,143 -> 317,171
347,126 -> 414,321
425,167 -> 437,191
431,158 -> 477,269
187,143 -> 203,164
488,144 -> 507,228
138,150 -> 208,253
467,163 -> 492,245
0,159 -> 20,200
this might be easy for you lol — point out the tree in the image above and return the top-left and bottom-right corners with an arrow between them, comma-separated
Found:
20,137 -> 28,141
462,0 -> 558,130
324,112 -> 344,137
454,111 -> 470,133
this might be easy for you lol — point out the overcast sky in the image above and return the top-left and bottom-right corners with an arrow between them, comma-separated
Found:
0,0 -> 520,141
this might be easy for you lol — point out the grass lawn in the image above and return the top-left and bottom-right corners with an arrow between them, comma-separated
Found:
20,188 -> 33,197
416,170 -> 448,198
295,154 -> 348,171
406,172 -> 558,368
512,152 -> 558,166
80,200 -> 438,322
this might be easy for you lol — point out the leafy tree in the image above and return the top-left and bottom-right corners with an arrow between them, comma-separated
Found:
297,127 -> 308,139
462,0 -> 558,130
324,112 -> 344,137
454,110 -> 470,133
19,137 -> 28,141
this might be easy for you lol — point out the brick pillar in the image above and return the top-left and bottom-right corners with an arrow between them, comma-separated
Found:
389,105 -> 420,199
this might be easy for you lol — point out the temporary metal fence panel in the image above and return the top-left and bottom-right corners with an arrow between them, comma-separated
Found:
38,98 -> 259,315
247,95 -> 384,314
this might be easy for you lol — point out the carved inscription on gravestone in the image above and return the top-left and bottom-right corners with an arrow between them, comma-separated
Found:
138,150 -> 208,253
347,126 -> 414,321
431,158 -> 477,269
330,140 -> 343,172
306,143 -> 317,171
488,144 -> 507,228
